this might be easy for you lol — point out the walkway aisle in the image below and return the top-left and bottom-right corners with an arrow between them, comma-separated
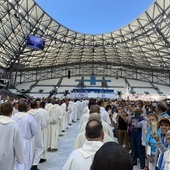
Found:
38,121 -> 79,170
38,120 -> 140,170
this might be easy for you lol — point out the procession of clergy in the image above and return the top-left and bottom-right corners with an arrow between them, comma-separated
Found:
0,99 -> 113,170
1,97 -> 170,170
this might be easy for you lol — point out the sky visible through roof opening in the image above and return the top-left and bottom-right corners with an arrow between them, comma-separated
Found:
35,0 -> 155,34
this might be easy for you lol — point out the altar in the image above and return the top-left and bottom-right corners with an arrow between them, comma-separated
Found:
68,88 -> 117,99
68,92 -> 117,99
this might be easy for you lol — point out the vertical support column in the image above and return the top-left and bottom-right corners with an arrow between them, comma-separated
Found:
20,71 -> 22,84
36,68 -> 38,81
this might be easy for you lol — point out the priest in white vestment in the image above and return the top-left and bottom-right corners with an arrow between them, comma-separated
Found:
60,99 -> 69,132
74,113 -> 116,149
45,99 -> 53,112
97,99 -> 111,125
78,104 -> 100,132
28,101 -> 47,170
45,98 -> 54,150
0,102 -> 24,170
12,102 -> 19,115
79,118 -> 113,138
76,100 -> 82,119
63,119 -> 104,170
72,100 -> 78,123
68,100 -> 74,125
74,131 -> 114,150
82,105 -> 89,115
12,102 -> 38,170
78,110 -> 89,131
47,100 -> 62,151
82,100 -> 89,114
38,101 -> 50,162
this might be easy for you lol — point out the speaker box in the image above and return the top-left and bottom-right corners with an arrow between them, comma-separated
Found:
117,91 -> 121,96
68,70 -> 71,79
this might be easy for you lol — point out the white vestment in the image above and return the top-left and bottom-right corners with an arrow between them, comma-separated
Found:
12,112 -> 38,170
47,104 -> 62,149
45,103 -> 53,112
74,132 -> 115,149
12,107 -> 18,115
0,115 -> 24,170
72,102 -> 78,122
45,103 -> 54,148
68,101 -> 74,124
76,101 -> 82,119
27,109 -> 47,165
60,103 -> 67,131
82,100 -> 88,113
79,121 -> 113,138
78,112 -> 90,131
100,107 -> 111,125
63,141 -> 103,170
37,108 -> 50,159
82,106 -> 89,115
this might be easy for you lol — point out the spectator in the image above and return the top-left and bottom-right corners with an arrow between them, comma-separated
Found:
157,130 -> 170,170
156,102 -> 169,118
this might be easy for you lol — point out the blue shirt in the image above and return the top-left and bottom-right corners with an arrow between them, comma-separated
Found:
159,112 -> 169,118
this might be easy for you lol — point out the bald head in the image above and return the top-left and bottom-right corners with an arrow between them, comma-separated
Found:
85,120 -> 103,141
89,112 -> 101,122
90,105 -> 100,114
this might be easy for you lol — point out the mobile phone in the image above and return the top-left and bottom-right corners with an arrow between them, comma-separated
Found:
151,121 -> 157,135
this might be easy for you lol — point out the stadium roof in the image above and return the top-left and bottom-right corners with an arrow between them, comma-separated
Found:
0,0 -> 170,85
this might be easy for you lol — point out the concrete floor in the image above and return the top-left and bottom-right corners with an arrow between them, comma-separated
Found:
38,121 -> 140,170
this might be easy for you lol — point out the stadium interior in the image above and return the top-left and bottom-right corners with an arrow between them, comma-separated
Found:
0,0 -> 170,101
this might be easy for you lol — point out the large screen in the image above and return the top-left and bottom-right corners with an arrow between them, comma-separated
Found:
26,35 -> 45,50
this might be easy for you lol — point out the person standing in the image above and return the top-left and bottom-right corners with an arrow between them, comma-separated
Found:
12,102 -> 19,115
63,119 -> 104,170
145,114 -> 161,170
12,102 -> 38,170
156,102 -> 169,118
0,102 -> 24,170
78,99 -> 96,131
47,100 -> 62,151
45,98 -> 54,149
74,113 -> 115,150
138,100 -> 146,117
130,108 -> 147,169
60,99 -> 69,132
28,101 -> 47,170
117,107 -> 129,151
38,101 -> 50,163
97,99 -> 111,125
157,130 -> 170,170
